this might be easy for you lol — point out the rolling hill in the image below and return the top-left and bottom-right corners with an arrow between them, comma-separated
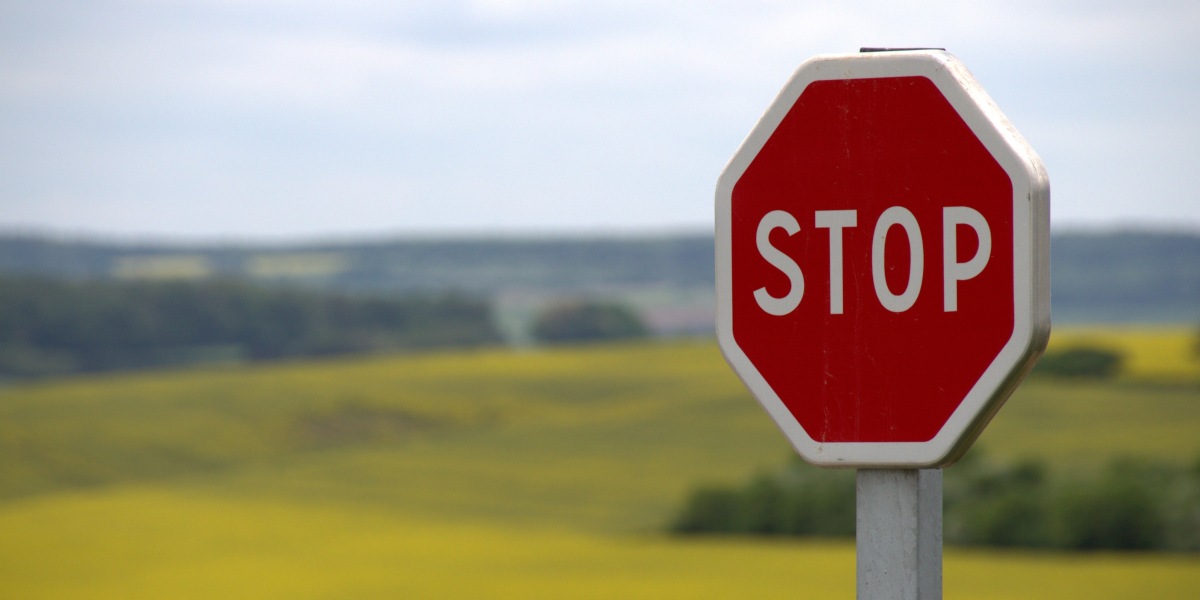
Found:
1,332 -> 1198,597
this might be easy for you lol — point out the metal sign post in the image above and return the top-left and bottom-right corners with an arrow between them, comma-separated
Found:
857,469 -> 943,600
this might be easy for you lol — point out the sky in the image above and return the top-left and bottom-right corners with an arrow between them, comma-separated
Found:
1,1 -> 1197,242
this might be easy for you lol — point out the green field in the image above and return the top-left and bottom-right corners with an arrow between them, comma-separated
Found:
2,329 -> 1198,598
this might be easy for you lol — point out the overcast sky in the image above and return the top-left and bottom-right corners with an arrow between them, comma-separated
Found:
1,1 -> 1197,241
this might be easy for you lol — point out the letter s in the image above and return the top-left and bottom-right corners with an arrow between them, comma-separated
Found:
754,210 -> 804,316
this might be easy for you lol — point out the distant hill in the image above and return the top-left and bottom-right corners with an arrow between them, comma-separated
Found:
1048,231 -> 1200,323
1,230 -> 1198,331
0,234 -> 711,293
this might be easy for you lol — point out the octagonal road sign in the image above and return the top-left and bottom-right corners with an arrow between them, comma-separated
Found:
715,50 -> 1050,468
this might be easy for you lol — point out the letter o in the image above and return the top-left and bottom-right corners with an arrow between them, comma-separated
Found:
872,206 -> 924,313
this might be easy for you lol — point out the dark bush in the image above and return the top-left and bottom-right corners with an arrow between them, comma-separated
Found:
1033,346 -> 1124,379
945,457 -> 1052,548
737,476 -> 788,535
531,300 -> 648,344
670,459 -> 854,538
777,466 -> 856,537
1056,461 -> 1167,551
671,486 -> 741,534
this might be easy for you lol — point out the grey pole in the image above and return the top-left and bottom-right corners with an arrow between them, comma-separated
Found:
856,469 -> 943,600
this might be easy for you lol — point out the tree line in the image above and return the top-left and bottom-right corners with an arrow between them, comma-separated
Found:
3,229 -> 1197,323
0,275 -> 502,379
669,452 -> 1200,553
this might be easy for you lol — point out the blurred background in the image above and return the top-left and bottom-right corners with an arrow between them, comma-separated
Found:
1,1 -> 1198,598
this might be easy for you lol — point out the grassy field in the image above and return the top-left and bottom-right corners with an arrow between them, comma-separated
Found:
1,328 -> 1198,597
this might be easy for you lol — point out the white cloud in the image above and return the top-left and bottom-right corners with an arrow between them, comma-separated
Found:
1,0 -> 1197,239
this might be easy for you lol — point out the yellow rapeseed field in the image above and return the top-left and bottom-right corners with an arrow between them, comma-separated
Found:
2,487 -> 1197,599
1,329 -> 1197,598
1048,325 -> 1199,382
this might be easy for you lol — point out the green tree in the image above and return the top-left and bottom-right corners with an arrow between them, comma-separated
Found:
531,300 -> 648,344
945,456 -> 1052,548
1056,461 -> 1166,551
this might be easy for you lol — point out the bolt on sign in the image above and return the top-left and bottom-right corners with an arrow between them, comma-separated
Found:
715,50 -> 1050,468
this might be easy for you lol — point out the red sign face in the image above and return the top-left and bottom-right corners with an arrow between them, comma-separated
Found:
715,52 -> 1049,467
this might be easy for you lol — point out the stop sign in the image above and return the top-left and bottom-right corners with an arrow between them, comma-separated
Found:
715,50 -> 1049,468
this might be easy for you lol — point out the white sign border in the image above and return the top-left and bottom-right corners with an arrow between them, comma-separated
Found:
714,50 -> 1050,468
